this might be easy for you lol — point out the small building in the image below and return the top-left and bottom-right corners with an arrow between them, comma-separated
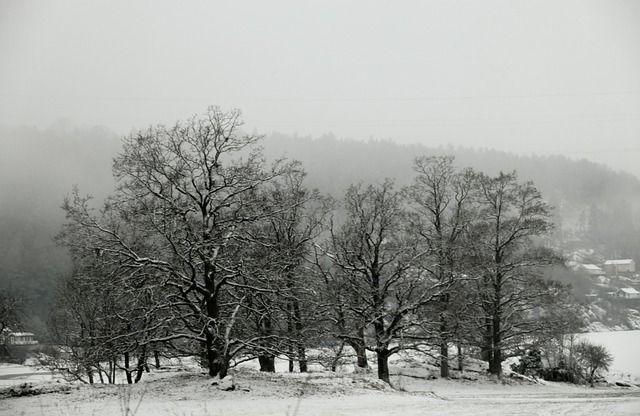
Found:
603,259 -> 636,275
0,330 -> 38,360
584,293 -> 598,302
5,332 -> 38,346
580,264 -> 605,276
616,287 -> 640,299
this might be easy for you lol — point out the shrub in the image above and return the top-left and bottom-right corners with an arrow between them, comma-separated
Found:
572,340 -> 613,387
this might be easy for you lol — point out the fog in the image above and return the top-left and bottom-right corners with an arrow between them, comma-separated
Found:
1,0 -> 639,177
0,0 -> 640,390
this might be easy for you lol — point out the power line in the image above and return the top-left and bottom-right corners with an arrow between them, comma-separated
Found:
1,91 -> 640,103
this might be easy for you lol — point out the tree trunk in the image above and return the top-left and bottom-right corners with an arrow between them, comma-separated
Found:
203,261 -> 229,378
356,348 -> 369,369
212,356 -> 228,379
440,339 -> 450,378
287,311 -> 295,372
488,309 -> 502,376
125,352 -> 133,384
348,327 -> 369,370
205,333 -> 228,378
376,349 -> 391,384
288,347 -> 295,372
297,343 -> 308,372
439,310 -> 450,378
258,354 -> 276,372
291,299 -> 308,373
110,358 -> 117,384
331,340 -> 346,372
481,317 -> 493,363
134,346 -> 147,383
373,302 -> 390,383
257,307 -> 276,373
489,349 -> 502,375
336,309 -> 368,370
457,343 -> 464,372
154,350 -> 161,369
438,288 -> 450,378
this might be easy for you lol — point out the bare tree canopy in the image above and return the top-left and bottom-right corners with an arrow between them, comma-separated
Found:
52,110 -> 581,384
57,107 -> 298,378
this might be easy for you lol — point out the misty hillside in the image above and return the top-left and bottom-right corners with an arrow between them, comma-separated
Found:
0,124 -> 120,320
265,132 -> 640,207
2,125 -> 640,325
264,132 -> 640,254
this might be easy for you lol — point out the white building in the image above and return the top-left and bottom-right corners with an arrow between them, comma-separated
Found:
616,287 -> 640,299
2,331 -> 38,346
603,259 -> 636,274
581,264 -> 605,275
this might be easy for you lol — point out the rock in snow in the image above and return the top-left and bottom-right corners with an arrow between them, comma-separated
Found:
219,375 -> 235,391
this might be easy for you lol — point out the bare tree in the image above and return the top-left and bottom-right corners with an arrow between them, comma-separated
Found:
239,169 -> 331,372
46,244 -> 170,384
0,289 -> 24,359
57,107 -> 294,378
404,155 -> 475,377
573,341 -> 613,387
311,252 -> 372,371
323,180 -> 429,383
466,171 -> 562,376
0,290 -> 22,334
47,267 -> 115,383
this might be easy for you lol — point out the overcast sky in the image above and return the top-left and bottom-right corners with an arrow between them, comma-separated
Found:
1,1 -> 639,176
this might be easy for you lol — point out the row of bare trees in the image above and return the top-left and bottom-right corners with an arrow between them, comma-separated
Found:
51,107 -> 579,384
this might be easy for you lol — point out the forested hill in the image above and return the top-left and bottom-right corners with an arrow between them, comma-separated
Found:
264,132 -> 640,210
264,132 -> 640,259
2,125 -> 640,325
0,124 -> 120,322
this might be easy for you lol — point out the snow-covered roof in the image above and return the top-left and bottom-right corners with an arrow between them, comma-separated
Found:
7,332 -> 36,337
582,264 -> 602,270
604,259 -> 635,265
617,288 -> 640,295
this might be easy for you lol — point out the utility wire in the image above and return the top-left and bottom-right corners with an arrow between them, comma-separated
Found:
1,91 -> 639,103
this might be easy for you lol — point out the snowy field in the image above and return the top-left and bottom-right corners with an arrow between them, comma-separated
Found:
2,331 -> 640,416
0,364 -> 54,387
1,365 -> 639,416
578,330 -> 640,380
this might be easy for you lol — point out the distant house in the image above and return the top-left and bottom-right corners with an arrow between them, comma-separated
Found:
603,259 -> 636,275
616,287 -> 640,299
580,264 -> 605,276
4,332 -> 38,346
0,330 -> 38,359
584,293 -> 598,302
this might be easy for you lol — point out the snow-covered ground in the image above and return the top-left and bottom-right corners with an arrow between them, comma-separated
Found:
2,365 -> 639,416
578,330 -> 640,381
3,331 -> 640,416
0,363 -> 56,387
2,353 -> 640,416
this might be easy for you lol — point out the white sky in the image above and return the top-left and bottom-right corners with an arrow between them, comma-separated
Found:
1,0 -> 639,176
